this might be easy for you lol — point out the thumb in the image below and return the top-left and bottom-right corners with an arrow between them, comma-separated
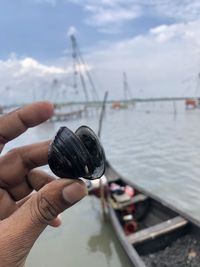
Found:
0,179 -> 87,266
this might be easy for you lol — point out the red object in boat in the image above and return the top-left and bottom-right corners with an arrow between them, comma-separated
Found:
112,101 -> 123,109
124,220 -> 138,235
185,99 -> 197,108
124,185 -> 135,197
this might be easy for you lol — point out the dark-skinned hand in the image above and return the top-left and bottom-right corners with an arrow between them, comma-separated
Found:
0,102 -> 87,267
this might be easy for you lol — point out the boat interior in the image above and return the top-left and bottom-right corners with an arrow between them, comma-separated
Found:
107,177 -> 198,256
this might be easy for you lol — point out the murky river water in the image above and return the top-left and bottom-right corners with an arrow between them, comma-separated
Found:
5,101 -> 200,267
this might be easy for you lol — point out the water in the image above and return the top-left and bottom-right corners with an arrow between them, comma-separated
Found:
4,101 -> 200,267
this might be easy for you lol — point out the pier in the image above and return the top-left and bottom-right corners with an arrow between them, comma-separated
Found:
0,97 -> 199,120
1,97 -> 199,111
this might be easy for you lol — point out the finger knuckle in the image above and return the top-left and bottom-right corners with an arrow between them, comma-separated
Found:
7,147 -> 19,156
30,193 -> 60,225
0,132 -> 9,146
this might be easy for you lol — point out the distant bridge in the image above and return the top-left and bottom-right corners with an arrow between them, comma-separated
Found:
47,97 -> 199,108
1,97 -> 198,111
55,97 -> 198,107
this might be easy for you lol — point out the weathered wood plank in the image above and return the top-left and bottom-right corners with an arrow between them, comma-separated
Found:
128,216 -> 188,245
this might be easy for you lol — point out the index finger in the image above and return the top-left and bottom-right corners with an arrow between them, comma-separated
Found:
0,102 -> 54,153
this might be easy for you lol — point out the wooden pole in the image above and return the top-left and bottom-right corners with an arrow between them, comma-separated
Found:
98,91 -> 108,138
98,91 -> 108,218
100,178 -> 106,218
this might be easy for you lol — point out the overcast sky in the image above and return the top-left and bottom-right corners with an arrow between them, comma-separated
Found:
1,0 -> 200,103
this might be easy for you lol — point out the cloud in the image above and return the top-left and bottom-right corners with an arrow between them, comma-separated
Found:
18,57 -> 66,75
84,4 -> 142,26
31,0 -> 200,34
149,20 -> 200,47
84,20 -> 200,99
66,0 -> 200,32
151,0 -> 200,21
0,56 -> 71,104
0,55 -> 95,105
1,19 -> 200,104
34,0 -> 200,23
80,1 -> 142,32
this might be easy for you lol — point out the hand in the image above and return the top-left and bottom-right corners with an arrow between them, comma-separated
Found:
0,102 -> 87,267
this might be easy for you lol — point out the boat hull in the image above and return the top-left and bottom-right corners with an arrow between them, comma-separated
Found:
98,163 -> 200,267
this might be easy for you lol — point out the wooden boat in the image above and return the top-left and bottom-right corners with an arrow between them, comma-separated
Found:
111,101 -> 128,110
90,162 -> 200,267
185,98 -> 198,109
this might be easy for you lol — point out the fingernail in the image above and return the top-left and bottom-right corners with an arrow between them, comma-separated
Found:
50,214 -> 62,228
62,182 -> 87,204
57,214 -> 62,220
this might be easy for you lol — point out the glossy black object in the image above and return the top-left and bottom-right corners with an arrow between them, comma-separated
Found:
48,126 -> 106,180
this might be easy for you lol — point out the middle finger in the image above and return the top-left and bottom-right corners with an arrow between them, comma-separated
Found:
0,170 -> 57,219
0,140 -> 51,199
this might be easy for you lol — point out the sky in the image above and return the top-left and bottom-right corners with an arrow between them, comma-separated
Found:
1,0 -> 200,103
